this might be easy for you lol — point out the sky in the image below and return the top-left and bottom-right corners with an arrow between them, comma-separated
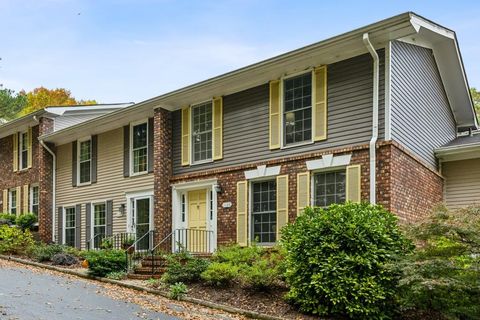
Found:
0,0 -> 479,103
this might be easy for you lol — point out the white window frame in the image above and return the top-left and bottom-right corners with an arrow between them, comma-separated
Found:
248,177 -> 277,246
310,167 -> 347,208
77,136 -> 92,186
30,184 -> 39,224
63,206 -> 76,247
8,189 -> 17,215
280,69 -> 314,149
130,119 -> 149,176
91,201 -> 107,249
190,100 -> 214,165
19,131 -> 29,170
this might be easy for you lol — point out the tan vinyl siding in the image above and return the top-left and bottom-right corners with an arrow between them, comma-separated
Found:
443,158 -> 480,210
55,127 -> 154,249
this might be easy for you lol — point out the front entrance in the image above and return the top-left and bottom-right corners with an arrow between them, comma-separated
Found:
187,189 -> 207,252
128,195 -> 153,251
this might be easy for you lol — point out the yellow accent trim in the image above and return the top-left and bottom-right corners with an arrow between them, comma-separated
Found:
296,172 -> 310,216
212,97 -> 223,160
276,175 -> 289,240
15,186 -> 21,216
27,127 -> 33,169
12,133 -> 18,172
346,165 -> 362,203
181,107 -> 190,166
2,189 -> 8,213
23,184 -> 29,214
236,181 -> 248,246
269,80 -> 281,149
313,66 -> 328,141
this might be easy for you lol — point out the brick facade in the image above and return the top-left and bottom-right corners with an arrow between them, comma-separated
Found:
38,117 -> 54,242
153,108 -> 173,248
169,141 -> 443,246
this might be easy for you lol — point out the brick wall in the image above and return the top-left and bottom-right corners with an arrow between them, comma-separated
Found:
153,108 -> 173,248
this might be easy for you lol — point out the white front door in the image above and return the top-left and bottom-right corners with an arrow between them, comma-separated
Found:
128,195 -> 153,250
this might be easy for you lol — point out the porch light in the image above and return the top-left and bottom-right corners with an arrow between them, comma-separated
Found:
214,184 -> 222,193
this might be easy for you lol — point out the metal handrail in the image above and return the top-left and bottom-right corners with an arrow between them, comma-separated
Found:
124,230 -> 155,272
86,233 -> 104,251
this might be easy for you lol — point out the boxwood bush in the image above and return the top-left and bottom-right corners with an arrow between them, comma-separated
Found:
84,250 -> 126,277
161,251 -> 210,284
281,203 -> 412,319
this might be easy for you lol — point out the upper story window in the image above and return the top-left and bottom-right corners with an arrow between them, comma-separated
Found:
313,170 -> 346,207
131,122 -> 148,174
78,139 -> 92,184
8,189 -> 17,215
192,102 -> 213,163
283,72 -> 312,146
20,131 -> 29,170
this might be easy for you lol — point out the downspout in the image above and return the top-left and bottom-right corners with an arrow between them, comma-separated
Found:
363,33 -> 379,204
33,116 -> 56,242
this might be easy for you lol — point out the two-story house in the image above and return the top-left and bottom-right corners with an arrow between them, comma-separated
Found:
18,12 -> 479,254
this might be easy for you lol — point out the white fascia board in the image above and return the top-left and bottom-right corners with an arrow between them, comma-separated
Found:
306,154 -> 352,171
244,165 -> 281,180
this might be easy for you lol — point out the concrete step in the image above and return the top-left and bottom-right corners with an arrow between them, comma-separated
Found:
134,267 -> 166,275
127,273 -> 162,280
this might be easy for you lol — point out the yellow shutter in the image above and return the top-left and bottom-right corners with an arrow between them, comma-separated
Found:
276,175 -> 289,240
346,165 -> 362,203
296,172 -> 310,216
2,189 -> 8,213
181,107 -> 190,166
13,133 -> 18,172
236,181 -> 248,246
27,127 -> 33,168
16,186 -> 21,216
23,185 -> 29,214
269,80 -> 281,149
313,66 -> 328,141
212,97 -> 223,160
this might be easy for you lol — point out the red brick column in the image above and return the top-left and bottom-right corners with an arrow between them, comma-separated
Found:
38,117 -> 54,243
153,108 -> 173,250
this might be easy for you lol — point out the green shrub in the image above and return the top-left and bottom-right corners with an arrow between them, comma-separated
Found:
15,213 -> 37,231
213,243 -> 263,265
0,213 -> 17,225
0,225 -> 34,255
161,252 -> 210,284
84,250 -> 126,277
396,206 -> 480,319
52,253 -> 78,266
239,258 -> 278,290
30,243 -> 66,262
200,262 -> 239,286
106,271 -> 127,280
281,203 -> 412,319
169,282 -> 187,300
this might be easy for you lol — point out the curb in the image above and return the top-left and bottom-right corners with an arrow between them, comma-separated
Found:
0,255 -> 285,320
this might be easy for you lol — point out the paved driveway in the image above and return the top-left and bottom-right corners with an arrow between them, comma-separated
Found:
0,259 -> 239,320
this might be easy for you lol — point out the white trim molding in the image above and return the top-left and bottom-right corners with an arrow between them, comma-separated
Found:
244,165 -> 281,180
306,154 -> 352,171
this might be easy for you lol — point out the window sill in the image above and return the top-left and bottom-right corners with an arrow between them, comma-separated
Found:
280,140 -> 314,150
190,159 -> 214,166
129,171 -> 149,178
76,182 -> 92,187
17,168 -> 30,173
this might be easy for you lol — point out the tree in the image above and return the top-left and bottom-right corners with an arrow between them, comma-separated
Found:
20,87 -> 97,116
471,87 -> 480,122
0,87 -> 27,121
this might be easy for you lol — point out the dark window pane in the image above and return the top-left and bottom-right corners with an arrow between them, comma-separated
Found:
314,170 -> 347,207
283,72 -> 312,145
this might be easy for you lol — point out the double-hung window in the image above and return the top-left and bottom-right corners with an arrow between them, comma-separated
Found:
313,170 -> 346,207
131,122 -> 148,174
251,180 -> 276,244
93,203 -> 106,249
283,72 -> 312,146
64,207 -> 76,247
30,185 -> 39,217
20,131 -> 28,170
78,139 -> 92,184
9,189 -> 17,215
191,102 -> 212,163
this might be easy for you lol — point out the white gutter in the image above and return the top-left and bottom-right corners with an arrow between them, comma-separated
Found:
34,116 -> 57,242
363,33 -> 379,204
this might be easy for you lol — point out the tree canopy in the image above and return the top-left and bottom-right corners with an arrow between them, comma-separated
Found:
470,87 -> 480,122
0,87 -> 27,121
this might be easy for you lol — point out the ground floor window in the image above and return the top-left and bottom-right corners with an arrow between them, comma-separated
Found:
64,207 -> 76,247
93,203 -> 106,249
30,185 -> 39,217
313,170 -> 346,207
9,189 -> 17,215
251,180 -> 276,244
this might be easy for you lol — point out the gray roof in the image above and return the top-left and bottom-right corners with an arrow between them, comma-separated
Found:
441,132 -> 480,148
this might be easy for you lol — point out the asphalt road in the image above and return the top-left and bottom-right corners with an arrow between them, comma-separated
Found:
0,262 -> 179,320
